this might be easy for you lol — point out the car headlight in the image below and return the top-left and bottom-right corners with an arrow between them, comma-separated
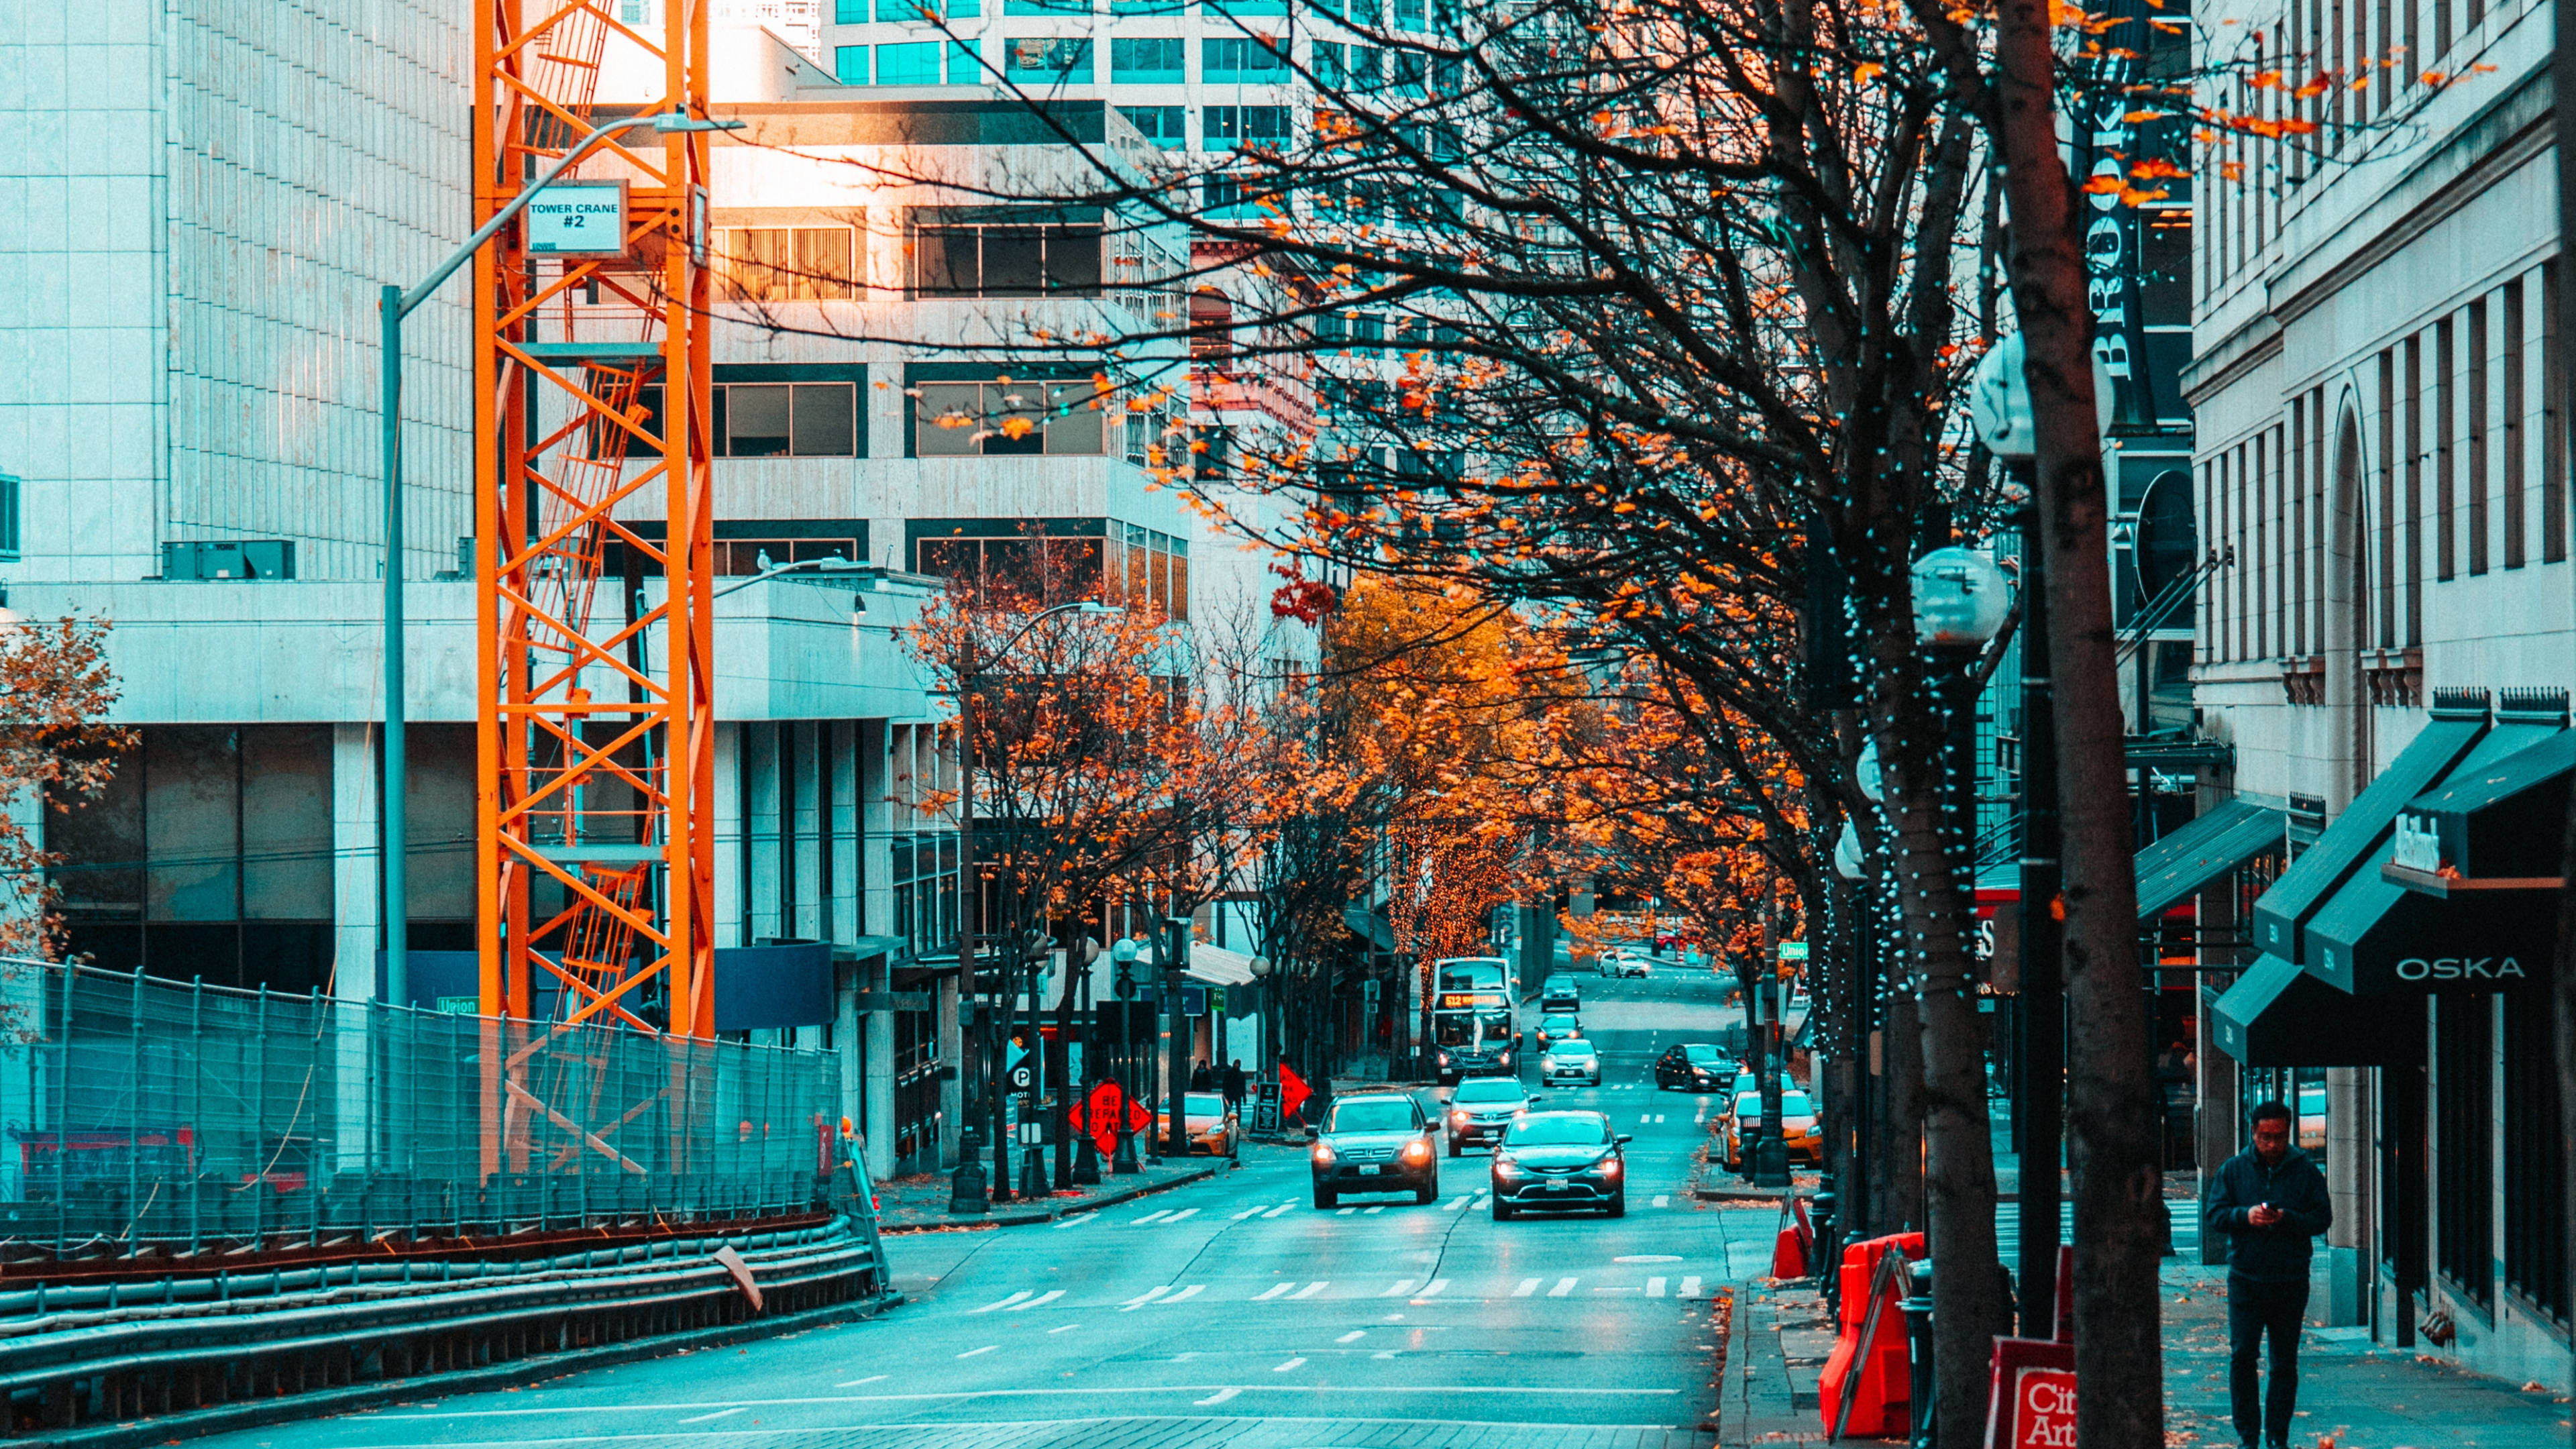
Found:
1437,1051 -> 1450,1065
1542,1055 -> 1556,1069
1452,1110 -> 1469,1127
1596,1157 -> 1622,1176
1311,1144 -> 1336,1165
1492,1154 -> 1523,1177
1402,1139 -> 1432,1161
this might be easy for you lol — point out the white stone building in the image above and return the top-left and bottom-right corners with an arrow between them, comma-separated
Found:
2184,0 -> 2571,1389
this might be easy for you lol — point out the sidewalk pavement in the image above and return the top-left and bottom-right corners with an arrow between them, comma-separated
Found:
1713,1259 -> 2573,1446
873,1146 -> 1254,1232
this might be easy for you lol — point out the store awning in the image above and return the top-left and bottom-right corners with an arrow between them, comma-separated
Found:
2249,708 -> 2487,963
1185,943 -> 1258,987
1344,903 -> 1396,951
2306,847 -> 2555,994
2211,956 -> 2423,1066
2134,799 -> 2287,920
2390,729 -> 2575,890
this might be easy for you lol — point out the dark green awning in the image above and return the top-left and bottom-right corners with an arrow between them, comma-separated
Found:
2211,956 -> 2422,1066
2135,800 -> 2286,920
2249,713 -> 2485,963
2403,730 -> 2576,881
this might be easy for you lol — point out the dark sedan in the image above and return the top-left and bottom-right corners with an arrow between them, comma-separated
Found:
1655,1042 -> 1735,1092
1311,1091 -> 1442,1208
1491,1110 -> 1630,1219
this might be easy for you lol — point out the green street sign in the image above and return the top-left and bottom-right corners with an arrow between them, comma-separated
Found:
1210,987 -> 1228,1015
1778,941 -> 1810,962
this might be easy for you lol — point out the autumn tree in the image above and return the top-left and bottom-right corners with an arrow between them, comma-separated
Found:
7,615 -> 131,966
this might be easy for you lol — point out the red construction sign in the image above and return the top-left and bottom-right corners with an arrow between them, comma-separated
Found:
1279,1064 -> 1311,1125
1069,1081 -> 1150,1157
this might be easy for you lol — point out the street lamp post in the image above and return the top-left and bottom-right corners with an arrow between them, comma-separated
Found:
376,109 -> 741,1010
945,598 -> 1122,1215
1110,936 -> 1144,1173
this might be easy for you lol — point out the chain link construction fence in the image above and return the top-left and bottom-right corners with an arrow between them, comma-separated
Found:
0,958 -> 844,1254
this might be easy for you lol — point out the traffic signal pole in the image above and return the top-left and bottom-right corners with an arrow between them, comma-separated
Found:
1163,916 -> 1191,1158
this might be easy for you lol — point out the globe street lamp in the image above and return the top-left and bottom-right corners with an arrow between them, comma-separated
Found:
1110,934 -> 1144,1173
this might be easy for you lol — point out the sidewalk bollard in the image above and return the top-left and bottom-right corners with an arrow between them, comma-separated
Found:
951,1130 -> 990,1215
1902,1258 -> 1936,1449
1073,1126 -> 1102,1186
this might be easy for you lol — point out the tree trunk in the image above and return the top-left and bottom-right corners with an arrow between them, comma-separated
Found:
1876,926 -> 1926,1234
1992,0 -> 2166,1438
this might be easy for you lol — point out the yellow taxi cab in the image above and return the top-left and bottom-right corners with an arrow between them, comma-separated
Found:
1154,1091 -> 1242,1160
1723,1087 -> 1821,1169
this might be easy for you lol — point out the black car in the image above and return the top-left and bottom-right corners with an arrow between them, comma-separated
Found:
1443,1075 -> 1540,1155
1491,1110 -> 1631,1219
1540,974 -> 1581,1012
1655,1042 -> 1735,1092
1311,1090 -> 1441,1208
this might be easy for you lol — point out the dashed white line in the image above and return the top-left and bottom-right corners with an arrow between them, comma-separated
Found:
1161,1208 -> 1200,1224
1273,1357 -> 1307,1373
1290,1281 -> 1330,1299
1652,1114 -> 1666,1124
1548,1277 -> 1578,1297
1371,1349 -> 1400,1360
1261,1202 -> 1295,1218
1131,1210 -> 1173,1225
1195,1387 -> 1242,1406
1047,1324 -> 1082,1334
1120,1285 -> 1175,1310
1638,1114 -> 1652,1124
973,1290 -> 1035,1313
1231,1205 -> 1265,1220
1336,1208 -> 1356,1216
1680,1276 -> 1705,1298
1414,1279 -> 1452,1299
1363,1205 -> 1385,1215
1336,1330 -> 1366,1343
1160,1284 -> 1206,1305
1380,1279 -> 1419,1296
1252,1283 -> 1293,1301
678,1408 -> 743,1424
1511,1277 -> 1541,1297
835,1375 -> 887,1387
955,1345 -> 998,1359
1652,1195 -> 1670,1208
1053,1213 -> 1098,1230
1007,1290 -> 1065,1311
1443,1194 -> 1470,1212
1645,1277 -> 1668,1297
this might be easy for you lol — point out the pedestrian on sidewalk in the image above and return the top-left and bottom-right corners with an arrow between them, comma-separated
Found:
2206,1099 -> 2331,1449
1221,1057 -> 1247,1110
1190,1059 -> 1214,1092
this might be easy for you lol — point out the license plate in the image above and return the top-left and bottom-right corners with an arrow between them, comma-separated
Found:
1358,1165 -> 1381,1175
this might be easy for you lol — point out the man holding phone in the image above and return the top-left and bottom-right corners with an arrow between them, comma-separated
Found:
2206,1099 -> 2332,1449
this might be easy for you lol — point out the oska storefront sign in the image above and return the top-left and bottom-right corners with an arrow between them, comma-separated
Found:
2304,854 -> 2553,996
2392,955 -> 2532,983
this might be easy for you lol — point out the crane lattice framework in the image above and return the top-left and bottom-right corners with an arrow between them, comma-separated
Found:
472,0 -> 718,1176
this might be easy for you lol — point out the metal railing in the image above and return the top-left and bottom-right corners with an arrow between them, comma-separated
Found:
0,959 -> 843,1256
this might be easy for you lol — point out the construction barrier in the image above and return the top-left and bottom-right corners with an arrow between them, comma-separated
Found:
1819,1231 -> 1926,1440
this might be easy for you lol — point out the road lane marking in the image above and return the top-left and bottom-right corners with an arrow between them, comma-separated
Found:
1680,1276 -> 1704,1298
1047,1324 -> 1082,1334
1290,1281 -> 1329,1299
1160,1284 -> 1206,1304
1645,1277 -> 1668,1297
1120,1285 -> 1175,1309
1548,1277 -> 1578,1297
1232,1205 -> 1265,1220
1652,1114 -> 1666,1123
1372,1350 -> 1399,1360
1261,1202 -> 1294,1218
1161,1208 -> 1200,1224
1053,1213 -> 1098,1230
678,1408 -> 743,1424
1337,1208 -> 1355,1216
834,1375 -> 886,1387
1639,1114 -> 1652,1124
1252,1283 -> 1293,1301
1337,1330 -> 1366,1342
1195,1388 -> 1242,1406
1380,1279 -> 1419,1296
1444,1194 -> 1470,1211
972,1290 -> 1035,1313
1511,1277 -> 1540,1297
955,1345 -> 998,1359
1006,1290 -> 1064,1311
364,1385 -> 1687,1420
1364,1205 -> 1385,1214
1172,1352 -> 1201,1362
1616,1255 -> 1683,1262
1652,1195 -> 1670,1207
1131,1210 -> 1173,1225
1415,1279 -> 1451,1299
1274,1358 -> 1307,1373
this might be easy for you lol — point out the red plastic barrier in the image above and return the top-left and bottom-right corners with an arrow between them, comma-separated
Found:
1771,1224 -> 1808,1280
1816,1232 -> 1927,1439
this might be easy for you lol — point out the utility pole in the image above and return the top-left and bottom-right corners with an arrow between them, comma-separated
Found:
1163,914 -> 1191,1157
2017,497 -> 2065,1338
1753,908 -> 1790,1187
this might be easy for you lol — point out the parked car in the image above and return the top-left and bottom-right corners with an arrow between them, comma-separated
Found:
1542,1037 -> 1603,1087
1540,975 -> 1581,1012
1723,1089 -> 1821,1169
1729,1069 -> 1799,1097
1600,949 -> 1650,978
1655,1042 -> 1736,1091
1491,1110 -> 1631,1219
1536,1013 -> 1583,1052
1310,1089 -> 1441,1208
2297,1083 -> 2326,1157
1444,1075 -> 1541,1156
1154,1091 -> 1241,1160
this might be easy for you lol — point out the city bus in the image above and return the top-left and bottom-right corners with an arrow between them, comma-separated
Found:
1430,957 -> 1517,1085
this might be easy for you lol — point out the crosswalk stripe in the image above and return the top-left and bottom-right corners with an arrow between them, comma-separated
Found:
1444,1194 -> 1470,1212
1252,1283 -> 1293,1301
1275,1357 -> 1307,1372
1680,1276 -> 1704,1298
1007,1289 -> 1065,1311
1381,1279 -> 1419,1296
973,1290 -> 1034,1313
1364,1205 -> 1385,1214
1120,1285 -> 1174,1309
1291,1281 -> 1329,1299
1262,1202 -> 1295,1218
1653,1114 -> 1666,1124
1161,1208 -> 1199,1223
1512,1277 -> 1541,1297
1132,1210 -> 1172,1225
1053,1212 -> 1098,1229
1646,1277 -> 1668,1297
1161,1284 -> 1205,1304
1337,1207 -> 1355,1216
956,1345 -> 998,1358
1548,1277 -> 1578,1297
1231,1205 -> 1265,1220
1652,1194 -> 1670,1207
1415,1279 -> 1451,1299
1639,1113 -> 1652,1124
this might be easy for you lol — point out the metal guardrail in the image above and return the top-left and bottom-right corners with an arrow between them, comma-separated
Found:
0,959 -> 843,1256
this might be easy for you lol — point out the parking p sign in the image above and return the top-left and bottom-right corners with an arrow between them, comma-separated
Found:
526,179 -> 629,256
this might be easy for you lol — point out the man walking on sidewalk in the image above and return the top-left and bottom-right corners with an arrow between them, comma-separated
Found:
2206,1100 -> 2331,1449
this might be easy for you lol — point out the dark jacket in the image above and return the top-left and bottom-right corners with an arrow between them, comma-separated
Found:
2205,1144 -> 2331,1283
1221,1064 -> 1247,1101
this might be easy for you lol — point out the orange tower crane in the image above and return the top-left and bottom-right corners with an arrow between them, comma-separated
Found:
469,0 -> 721,1175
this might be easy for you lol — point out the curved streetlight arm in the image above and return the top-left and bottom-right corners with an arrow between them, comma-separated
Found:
708,556 -> 865,601
973,599 -> 1124,678
395,110 -> 742,320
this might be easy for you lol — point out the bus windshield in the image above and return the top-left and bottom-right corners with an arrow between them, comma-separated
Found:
1434,1011 -> 1512,1047
1436,959 -> 1508,994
